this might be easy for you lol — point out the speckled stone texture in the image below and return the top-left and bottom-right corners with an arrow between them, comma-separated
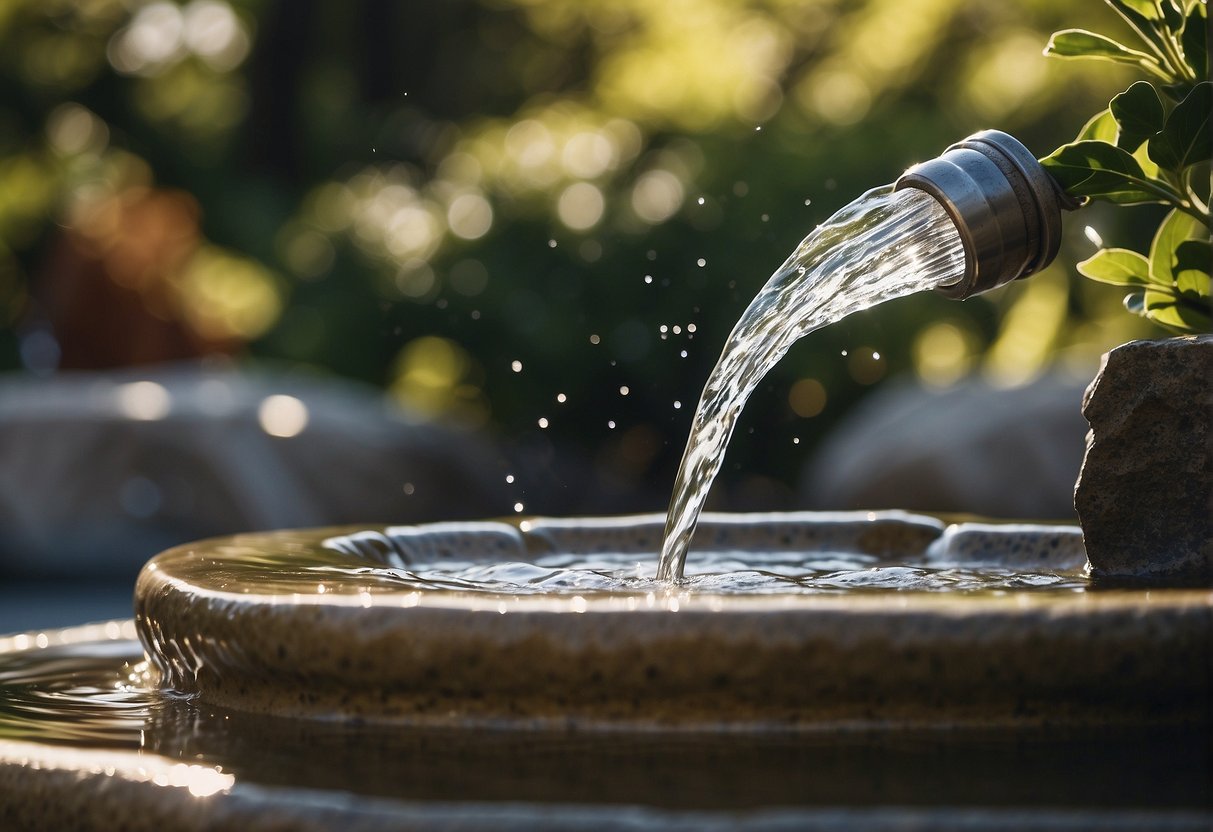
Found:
130,515 -> 1211,729
1075,336 -> 1213,584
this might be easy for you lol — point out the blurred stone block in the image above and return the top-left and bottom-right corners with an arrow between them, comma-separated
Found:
0,364 -> 509,578
800,375 -> 1088,520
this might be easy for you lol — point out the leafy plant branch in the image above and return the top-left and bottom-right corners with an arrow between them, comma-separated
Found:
1040,0 -> 1210,334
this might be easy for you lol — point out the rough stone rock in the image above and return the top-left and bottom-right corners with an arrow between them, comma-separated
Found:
1074,335 -> 1213,584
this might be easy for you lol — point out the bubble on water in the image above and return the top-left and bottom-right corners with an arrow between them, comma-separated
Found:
511,360 -> 523,372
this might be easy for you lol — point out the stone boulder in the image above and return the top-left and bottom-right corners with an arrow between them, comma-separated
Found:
1074,335 -> 1212,584
799,375 -> 1089,520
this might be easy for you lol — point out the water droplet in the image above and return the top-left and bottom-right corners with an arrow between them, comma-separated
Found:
755,125 -> 763,132
548,239 -> 558,248
792,437 -> 800,445
619,385 -> 630,396
696,258 -> 706,268
841,350 -> 848,357
804,198 -> 812,206
673,400 -> 682,410
537,417 -> 549,428
556,393 -> 567,403
505,474 -> 515,484
1083,225 -> 1104,248
511,360 -> 523,372
697,197 -> 705,205
403,482 -> 415,495
644,274 -> 653,284
589,334 -> 601,345
659,325 -> 668,333
680,350 -> 688,358
672,325 -> 681,335
760,214 -> 769,222
513,502 -> 524,513
872,351 -> 881,360
687,323 -> 697,333
607,420 -> 616,429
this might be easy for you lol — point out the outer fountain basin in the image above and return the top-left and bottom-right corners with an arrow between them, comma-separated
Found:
132,511 -> 1212,729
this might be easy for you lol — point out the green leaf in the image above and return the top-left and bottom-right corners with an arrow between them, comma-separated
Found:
1109,0 -> 1165,23
1143,298 -> 1212,332
1174,239 -> 1212,298
1077,109 -> 1119,143
1044,29 -> 1162,72
1040,140 -> 1169,204
1105,0 -> 1192,83
1110,81 -> 1165,150
1149,208 -> 1205,286
1181,2 -> 1208,79
1148,82 -> 1212,170
1144,286 -> 1179,308
1077,247 -> 1153,286
1158,0 -> 1185,32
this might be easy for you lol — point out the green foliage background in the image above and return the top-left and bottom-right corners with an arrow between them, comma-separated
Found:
0,0 -> 1184,511
1042,0 -> 1209,334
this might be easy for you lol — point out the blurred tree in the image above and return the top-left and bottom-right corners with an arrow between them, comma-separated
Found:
0,0 -> 1156,514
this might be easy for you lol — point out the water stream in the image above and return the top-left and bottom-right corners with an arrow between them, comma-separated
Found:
658,187 -> 966,581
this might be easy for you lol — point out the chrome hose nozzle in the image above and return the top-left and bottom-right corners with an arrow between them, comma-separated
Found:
894,130 -> 1073,300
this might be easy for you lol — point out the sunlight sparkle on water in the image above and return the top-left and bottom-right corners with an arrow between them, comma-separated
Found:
658,188 -> 966,581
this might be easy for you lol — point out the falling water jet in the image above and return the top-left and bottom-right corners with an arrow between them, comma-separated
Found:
658,131 -> 1073,582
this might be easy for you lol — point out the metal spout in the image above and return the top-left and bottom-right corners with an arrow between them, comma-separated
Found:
894,130 -> 1074,300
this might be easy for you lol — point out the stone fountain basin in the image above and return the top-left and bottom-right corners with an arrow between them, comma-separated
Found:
130,510 -> 1210,729
2,511 -> 1211,831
